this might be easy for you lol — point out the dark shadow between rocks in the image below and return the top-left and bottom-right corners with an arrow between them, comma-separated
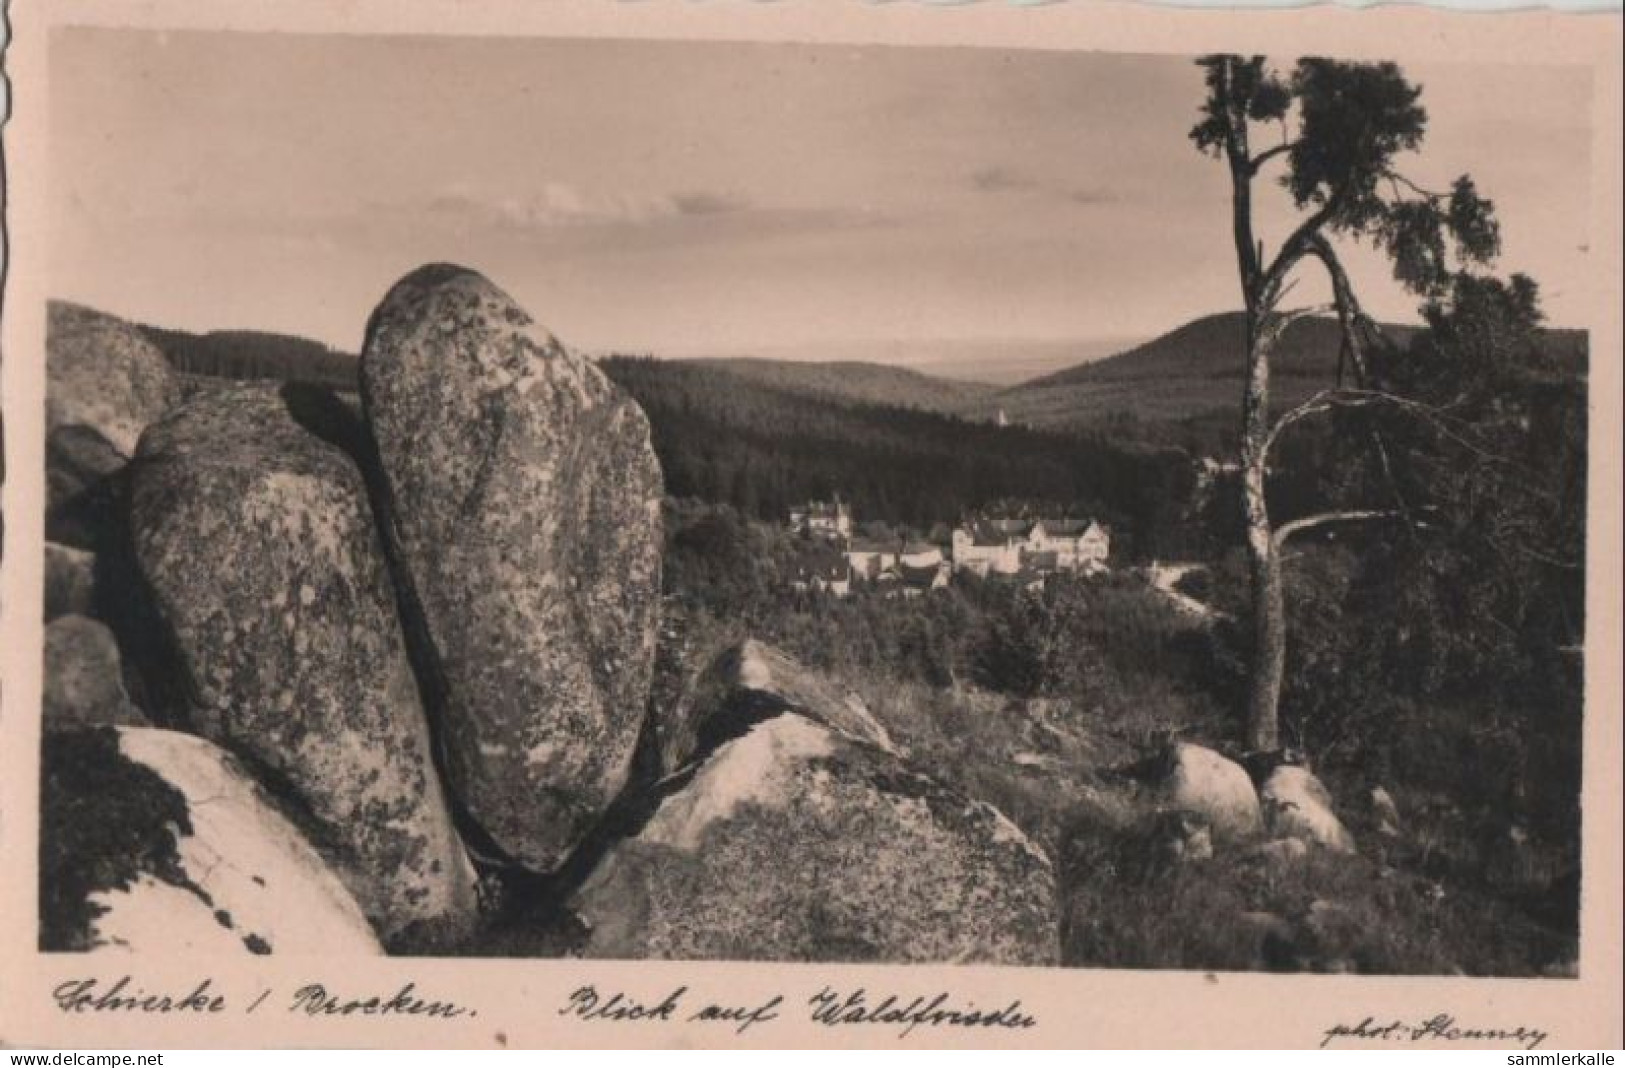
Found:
93,465 -> 195,729
46,427 -> 126,551
491,680 -> 805,948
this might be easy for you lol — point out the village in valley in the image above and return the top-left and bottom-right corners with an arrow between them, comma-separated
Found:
785,497 -> 1114,598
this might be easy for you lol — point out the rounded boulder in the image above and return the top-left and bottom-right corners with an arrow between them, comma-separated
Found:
46,302 -> 179,545
43,615 -> 147,731
1155,742 -> 1263,840
1260,766 -> 1356,853
360,265 -> 663,872
131,384 -> 478,941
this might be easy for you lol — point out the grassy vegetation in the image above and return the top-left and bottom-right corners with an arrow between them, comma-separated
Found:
655,498 -> 1579,975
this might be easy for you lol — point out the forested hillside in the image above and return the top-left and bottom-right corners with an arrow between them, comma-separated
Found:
601,356 -> 1203,559
683,357 -> 994,414
971,311 -> 1588,442
140,324 -> 359,389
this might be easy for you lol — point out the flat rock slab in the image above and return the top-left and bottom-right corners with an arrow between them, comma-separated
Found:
570,712 -> 1059,964
662,638 -> 897,770
360,265 -> 663,873
40,727 -> 382,956
131,384 -> 477,940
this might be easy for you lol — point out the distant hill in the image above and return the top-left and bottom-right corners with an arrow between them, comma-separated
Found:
696,337 -> 1135,387
971,311 -> 1588,438
139,323 -> 359,390
684,357 -> 995,415
136,324 -> 999,415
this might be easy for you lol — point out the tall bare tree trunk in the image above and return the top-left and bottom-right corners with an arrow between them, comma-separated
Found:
1241,313 -> 1285,752
1213,54 -> 1289,753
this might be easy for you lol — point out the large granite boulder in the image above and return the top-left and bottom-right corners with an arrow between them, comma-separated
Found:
46,302 -> 179,546
360,265 -> 663,872
44,543 -> 97,621
130,384 -> 477,941
569,711 -> 1059,963
43,615 -> 147,730
1153,742 -> 1262,840
41,727 -> 381,955
1261,766 -> 1356,853
660,639 -> 896,771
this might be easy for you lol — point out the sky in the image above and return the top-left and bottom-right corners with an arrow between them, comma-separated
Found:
48,29 -> 1594,369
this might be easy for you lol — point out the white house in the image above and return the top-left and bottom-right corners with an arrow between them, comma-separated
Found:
790,552 -> 852,598
952,517 -> 1110,576
845,538 -> 900,581
1029,518 -> 1111,573
789,499 -> 852,541
951,520 -> 1028,576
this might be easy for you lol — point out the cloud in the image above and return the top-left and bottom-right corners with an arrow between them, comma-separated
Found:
421,181 -> 752,232
1066,186 -> 1119,206
969,168 -> 1121,208
672,191 -> 752,217
970,166 -> 1040,193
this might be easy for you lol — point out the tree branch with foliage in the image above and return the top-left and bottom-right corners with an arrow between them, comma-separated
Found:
1190,54 -> 1517,752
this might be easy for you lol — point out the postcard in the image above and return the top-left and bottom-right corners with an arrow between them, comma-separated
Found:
1,0 -> 1619,1049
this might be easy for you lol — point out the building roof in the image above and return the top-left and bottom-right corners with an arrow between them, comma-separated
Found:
959,520 -> 1029,547
791,544 -> 849,581
989,566 -> 1047,588
893,561 -> 944,589
1034,518 -> 1093,538
798,499 -> 850,519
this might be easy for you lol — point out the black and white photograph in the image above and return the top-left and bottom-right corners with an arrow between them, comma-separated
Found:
6,4 -> 1617,1034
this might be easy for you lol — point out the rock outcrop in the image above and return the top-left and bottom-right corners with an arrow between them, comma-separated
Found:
1260,766 -> 1356,853
661,638 -> 897,770
130,384 -> 477,940
360,265 -> 663,872
1154,742 -> 1262,840
1370,785 -> 1402,838
43,615 -> 147,730
46,302 -> 179,545
41,727 -> 382,955
569,711 -> 1059,964
45,543 -> 98,621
